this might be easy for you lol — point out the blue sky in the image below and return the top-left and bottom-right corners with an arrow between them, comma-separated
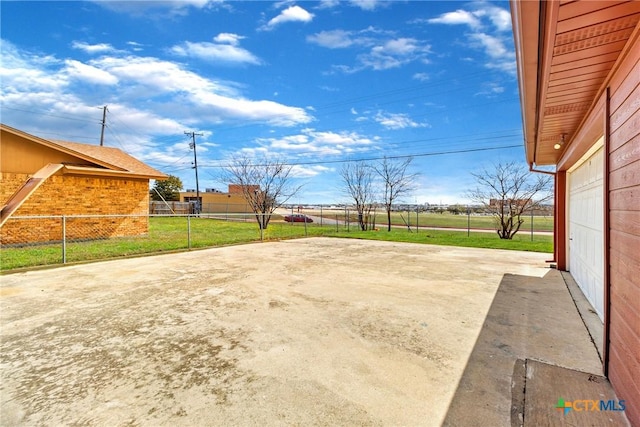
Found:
1,0 -> 524,205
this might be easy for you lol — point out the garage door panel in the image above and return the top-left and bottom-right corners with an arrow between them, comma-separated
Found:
569,147 -> 604,321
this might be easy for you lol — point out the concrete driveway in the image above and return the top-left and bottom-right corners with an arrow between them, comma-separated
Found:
1,238 -> 550,426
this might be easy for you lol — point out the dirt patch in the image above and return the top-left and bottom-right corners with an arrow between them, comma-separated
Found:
1,238 -> 549,426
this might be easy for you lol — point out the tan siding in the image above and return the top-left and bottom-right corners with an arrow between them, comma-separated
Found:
609,186 -> 639,210
611,252 -> 640,308
609,159 -> 640,189
609,55 -> 640,123
0,130 -> 83,174
608,322 -> 640,416
608,336 -> 640,425
610,283 -> 640,342
607,30 -> 640,427
610,132 -> 640,170
610,211 -> 640,238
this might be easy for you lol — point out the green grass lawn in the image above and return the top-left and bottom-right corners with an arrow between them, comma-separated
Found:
1,216 -> 553,271
335,228 -> 553,252
303,210 -> 554,232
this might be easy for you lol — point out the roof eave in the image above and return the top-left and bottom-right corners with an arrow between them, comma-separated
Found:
62,165 -> 168,180
511,0 -> 541,166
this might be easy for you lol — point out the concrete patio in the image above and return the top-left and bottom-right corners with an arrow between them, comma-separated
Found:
0,238 -> 630,426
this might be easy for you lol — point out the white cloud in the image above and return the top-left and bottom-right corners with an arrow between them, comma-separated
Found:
64,60 -> 118,85
348,0 -> 384,11
318,0 -> 387,11
469,33 -> 508,59
107,104 -> 184,136
261,5 -> 314,31
91,0 -> 224,16
213,33 -> 243,46
474,82 -> 506,97
126,41 -> 145,52
251,129 -> 377,157
170,40 -> 261,65
1,51 -> 66,93
310,28 -> 430,73
374,112 -> 428,130
307,30 -> 357,49
92,56 -> 312,126
413,72 -> 429,81
1,40 -> 313,159
290,164 -> 330,178
71,41 -> 116,54
475,6 -> 512,32
359,38 -> 431,70
317,0 -> 340,9
468,32 -> 515,73
427,5 -> 515,74
428,10 -> 482,29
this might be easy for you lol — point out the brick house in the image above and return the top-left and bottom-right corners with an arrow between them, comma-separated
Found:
511,1 -> 640,423
1,124 -> 167,245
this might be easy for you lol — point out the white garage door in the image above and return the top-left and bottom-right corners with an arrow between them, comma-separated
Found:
568,147 -> 604,321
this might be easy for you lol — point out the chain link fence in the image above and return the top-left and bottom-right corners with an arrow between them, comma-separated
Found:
1,207 -> 553,271
288,205 -> 554,235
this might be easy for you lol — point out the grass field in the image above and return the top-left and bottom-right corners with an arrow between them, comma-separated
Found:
302,209 -> 554,232
1,216 -> 553,271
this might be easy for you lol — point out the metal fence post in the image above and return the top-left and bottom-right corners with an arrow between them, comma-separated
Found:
62,215 -> 67,264
416,206 -> 419,233
467,206 -> 471,237
320,205 -> 323,227
260,214 -> 264,241
187,215 -> 191,249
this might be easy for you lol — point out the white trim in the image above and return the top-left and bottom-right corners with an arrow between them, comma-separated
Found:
567,136 -> 604,174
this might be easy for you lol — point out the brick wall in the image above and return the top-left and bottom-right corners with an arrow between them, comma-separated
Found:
1,173 -> 150,245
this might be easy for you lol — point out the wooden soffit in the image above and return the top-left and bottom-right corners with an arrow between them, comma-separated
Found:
511,0 -> 640,166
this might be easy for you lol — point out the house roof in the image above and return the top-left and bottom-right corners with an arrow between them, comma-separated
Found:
1,123 -> 167,180
511,0 -> 640,167
52,140 -> 167,179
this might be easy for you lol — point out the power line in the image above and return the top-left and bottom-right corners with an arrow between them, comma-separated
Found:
99,105 -> 108,146
1,105 -> 99,124
201,144 -> 522,170
185,131 -> 203,213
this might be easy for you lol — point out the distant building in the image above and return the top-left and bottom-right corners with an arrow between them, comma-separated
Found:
488,199 -> 529,209
228,184 -> 260,195
177,185 -> 252,213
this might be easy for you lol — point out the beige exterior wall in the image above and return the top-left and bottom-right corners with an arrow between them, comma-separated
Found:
180,191 -> 251,213
1,172 -> 150,245
1,130 -> 80,174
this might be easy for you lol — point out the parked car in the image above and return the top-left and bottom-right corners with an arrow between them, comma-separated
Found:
284,214 -> 313,223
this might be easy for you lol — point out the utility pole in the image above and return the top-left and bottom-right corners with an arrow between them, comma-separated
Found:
100,105 -> 108,146
185,131 -> 203,214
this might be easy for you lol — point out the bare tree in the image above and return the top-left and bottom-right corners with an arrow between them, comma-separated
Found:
222,155 -> 301,230
340,161 -> 376,231
468,161 -> 553,239
373,156 -> 418,231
